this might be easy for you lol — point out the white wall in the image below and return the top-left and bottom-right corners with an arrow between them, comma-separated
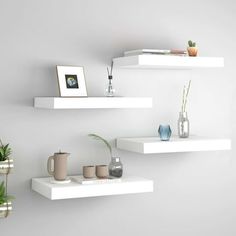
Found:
0,0 -> 236,235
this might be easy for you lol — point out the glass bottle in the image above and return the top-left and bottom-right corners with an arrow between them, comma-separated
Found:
178,112 -> 189,138
105,75 -> 115,97
109,157 -> 123,178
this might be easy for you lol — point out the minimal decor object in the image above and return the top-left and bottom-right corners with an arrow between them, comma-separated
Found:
83,166 -> 96,179
88,134 -> 123,178
56,66 -> 87,97
105,61 -> 115,97
187,40 -> 198,57
0,181 -> 13,218
47,151 -> 70,181
158,125 -> 172,141
96,165 -> 109,178
178,80 -> 191,138
0,141 -> 13,174
108,157 -> 123,178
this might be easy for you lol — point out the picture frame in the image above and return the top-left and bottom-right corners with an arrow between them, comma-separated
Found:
56,66 -> 87,97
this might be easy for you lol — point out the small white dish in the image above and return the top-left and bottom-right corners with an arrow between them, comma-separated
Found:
50,178 -> 71,184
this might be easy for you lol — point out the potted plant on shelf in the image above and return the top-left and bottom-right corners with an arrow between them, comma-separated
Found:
187,40 -> 198,57
0,141 -> 13,174
0,181 -> 13,218
88,134 -> 123,178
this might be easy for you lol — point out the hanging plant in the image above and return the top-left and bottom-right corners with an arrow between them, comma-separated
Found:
0,181 -> 14,218
0,140 -> 13,174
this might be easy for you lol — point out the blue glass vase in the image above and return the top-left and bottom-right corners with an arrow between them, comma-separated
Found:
158,125 -> 172,141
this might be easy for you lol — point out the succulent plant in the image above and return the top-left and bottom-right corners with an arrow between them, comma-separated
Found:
0,140 -> 12,162
0,181 -> 14,205
188,40 -> 196,47
88,133 -> 112,158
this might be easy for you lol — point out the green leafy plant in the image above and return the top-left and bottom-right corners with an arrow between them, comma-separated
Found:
181,80 -> 191,113
0,140 -> 12,162
0,181 -> 14,205
188,40 -> 196,47
88,134 -> 112,157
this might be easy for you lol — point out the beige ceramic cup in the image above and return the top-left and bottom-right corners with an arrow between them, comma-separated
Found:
96,165 -> 109,178
47,152 -> 70,181
83,166 -> 95,178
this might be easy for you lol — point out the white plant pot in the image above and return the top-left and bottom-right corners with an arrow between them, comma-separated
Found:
0,201 -> 12,218
0,159 -> 14,174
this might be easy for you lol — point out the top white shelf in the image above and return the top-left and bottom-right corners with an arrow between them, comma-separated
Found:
113,55 -> 224,69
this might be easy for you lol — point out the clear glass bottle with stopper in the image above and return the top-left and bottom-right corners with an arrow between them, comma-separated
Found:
105,61 -> 115,97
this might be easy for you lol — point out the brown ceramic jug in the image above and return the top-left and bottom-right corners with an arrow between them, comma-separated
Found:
47,152 -> 70,181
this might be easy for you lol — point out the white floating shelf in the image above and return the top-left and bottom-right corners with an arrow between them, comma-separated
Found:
32,176 -> 154,200
113,55 -> 224,69
34,97 -> 152,109
116,136 -> 231,154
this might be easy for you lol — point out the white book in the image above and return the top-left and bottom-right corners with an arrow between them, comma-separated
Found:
124,49 -> 171,56
71,176 -> 122,185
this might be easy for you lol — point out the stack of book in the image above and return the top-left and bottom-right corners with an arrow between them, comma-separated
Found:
124,49 -> 187,57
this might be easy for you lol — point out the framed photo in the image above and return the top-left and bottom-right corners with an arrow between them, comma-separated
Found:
56,66 -> 87,97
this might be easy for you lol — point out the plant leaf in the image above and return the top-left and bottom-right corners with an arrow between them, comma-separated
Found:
88,134 -> 112,156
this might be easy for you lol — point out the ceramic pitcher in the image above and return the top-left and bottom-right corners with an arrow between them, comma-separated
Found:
47,152 -> 70,181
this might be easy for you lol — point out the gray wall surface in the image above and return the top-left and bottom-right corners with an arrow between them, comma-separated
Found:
0,0 -> 236,235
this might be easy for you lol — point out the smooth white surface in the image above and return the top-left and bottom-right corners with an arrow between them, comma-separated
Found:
116,136 -> 231,154
113,55 -> 224,69
32,176 -> 154,200
34,97 -> 152,109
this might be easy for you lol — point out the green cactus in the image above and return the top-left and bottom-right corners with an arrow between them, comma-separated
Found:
188,40 -> 196,47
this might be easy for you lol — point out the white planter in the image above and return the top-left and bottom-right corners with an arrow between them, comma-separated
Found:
0,202 -> 12,218
0,159 -> 14,174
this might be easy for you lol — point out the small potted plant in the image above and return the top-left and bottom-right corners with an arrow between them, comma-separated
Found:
88,134 -> 123,178
0,141 -> 13,174
0,181 -> 13,218
187,40 -> 198,57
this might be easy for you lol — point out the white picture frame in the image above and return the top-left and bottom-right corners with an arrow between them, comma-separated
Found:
56,66 -> 87,97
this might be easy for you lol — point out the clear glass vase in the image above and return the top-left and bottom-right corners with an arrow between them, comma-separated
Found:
158,124 -> 172,141
109,157 -> 123,178
178,112 -> 189,138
